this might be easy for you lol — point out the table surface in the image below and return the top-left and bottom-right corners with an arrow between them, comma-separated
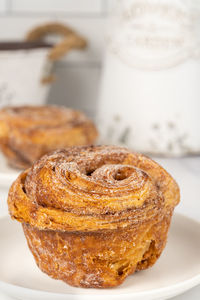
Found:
0,156 -> 199,300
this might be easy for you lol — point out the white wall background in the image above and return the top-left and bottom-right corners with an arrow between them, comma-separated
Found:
0,0 -> 114,118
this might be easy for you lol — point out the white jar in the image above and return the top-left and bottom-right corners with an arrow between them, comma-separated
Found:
98,0 -> 200,156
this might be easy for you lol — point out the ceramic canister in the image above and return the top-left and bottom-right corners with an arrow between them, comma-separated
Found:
0,22 -> 87,109
98,0 -> 200,156
0,42 -> 52,107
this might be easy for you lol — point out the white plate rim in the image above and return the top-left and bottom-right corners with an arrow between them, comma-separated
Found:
0,213 -> 199,300
0,271 -> 200,300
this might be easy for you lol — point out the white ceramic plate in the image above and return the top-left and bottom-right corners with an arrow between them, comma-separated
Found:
0,153 -> 19,187
0,214 -> 199,300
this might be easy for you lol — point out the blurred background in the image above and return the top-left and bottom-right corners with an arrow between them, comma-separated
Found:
0,1 -> 199,299
0,0 -> 199,212
0,0 -> 199,218
0,0 -> 110,118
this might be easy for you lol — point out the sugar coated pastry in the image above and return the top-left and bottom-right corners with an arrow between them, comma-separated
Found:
0,106 -> 98,169
7,145 -> 180,288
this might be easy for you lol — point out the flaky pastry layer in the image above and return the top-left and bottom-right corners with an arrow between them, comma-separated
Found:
0,106 -> 98,169
8,145 -> 180,288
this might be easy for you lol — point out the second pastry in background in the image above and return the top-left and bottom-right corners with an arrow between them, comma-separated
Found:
0,105 -> 98,169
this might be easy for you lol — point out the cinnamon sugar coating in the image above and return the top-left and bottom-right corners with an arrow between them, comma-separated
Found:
0,106 -> 98,169
8,145 -> 180,288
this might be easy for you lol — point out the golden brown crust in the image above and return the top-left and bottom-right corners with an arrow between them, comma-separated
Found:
0,106 -> 98,169
22,213 -> 171,288
8,145 -> 179,231
7,145 -> 180,288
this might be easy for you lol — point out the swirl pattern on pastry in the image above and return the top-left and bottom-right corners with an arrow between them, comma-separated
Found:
0,106 -> 98,169
8,145 -> 180,288
8,145 -> 179,232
